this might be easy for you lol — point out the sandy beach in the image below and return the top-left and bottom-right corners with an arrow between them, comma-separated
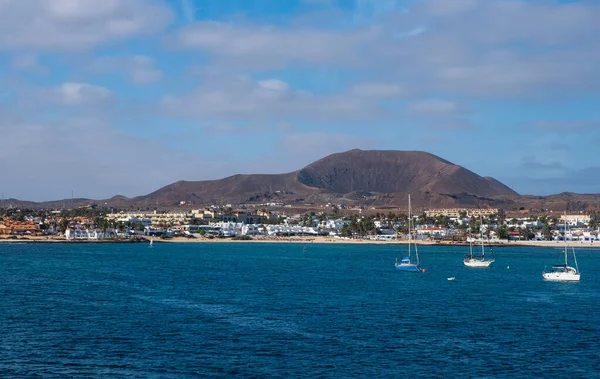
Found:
1,235 -> 599,248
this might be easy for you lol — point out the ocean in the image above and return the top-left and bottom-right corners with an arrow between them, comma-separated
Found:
1,242 -> 599,378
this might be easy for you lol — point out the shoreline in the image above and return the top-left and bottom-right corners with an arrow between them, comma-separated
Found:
1,236 -> 599,248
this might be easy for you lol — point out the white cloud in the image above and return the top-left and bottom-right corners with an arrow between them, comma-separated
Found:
180,0 -> 199,23
84,55 -> 163,84
11,54 -> 47,73
258,79 -> 290,92
406,99 -> 465,114
0,0 -> 173,51
0,116 -> 208,201
171,0 -> 600,97
161,76 -> 381,121
172,21 -> 375,69
43,82 -> 113,106
130,69 -> 163,84
351,82 -> 405,98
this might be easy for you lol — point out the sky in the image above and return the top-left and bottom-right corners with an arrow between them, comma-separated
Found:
0,0 -> 599,201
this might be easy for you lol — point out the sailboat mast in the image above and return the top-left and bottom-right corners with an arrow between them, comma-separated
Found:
480,215 -> 485,258
408,194 -> 411,259
564,213 -> 568,266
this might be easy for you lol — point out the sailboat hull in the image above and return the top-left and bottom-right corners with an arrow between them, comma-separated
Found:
544,216 -> 582,282
542,271 -> 580,282
395,263 -> 422,272
463,259 -> 494,268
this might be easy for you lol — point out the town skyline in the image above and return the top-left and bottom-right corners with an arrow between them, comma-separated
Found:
1,0 -> 599,201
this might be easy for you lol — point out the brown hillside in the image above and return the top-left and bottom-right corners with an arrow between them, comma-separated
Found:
125,149 -> 517,207
23,149 -> 600,211
297,150 -> 517,197
133,172 -> 317,206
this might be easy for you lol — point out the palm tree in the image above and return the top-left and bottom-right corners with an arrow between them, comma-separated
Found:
541,223 -> 552,240
497,225 -> 509,240
59,217 -> 70,234
457,222 -> 468,237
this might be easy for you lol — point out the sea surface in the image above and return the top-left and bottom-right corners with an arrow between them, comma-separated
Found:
1,242 -> 599,378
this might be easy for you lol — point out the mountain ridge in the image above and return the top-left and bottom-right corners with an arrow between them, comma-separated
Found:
2,149 -> 599,211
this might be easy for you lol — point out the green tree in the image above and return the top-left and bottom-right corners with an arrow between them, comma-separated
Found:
541,223 -> 552,240
497,226 -> 509,240
340,224 -> 352,237
520,227 -> 533,241
469,217 -> 480,235
59,218 -> 70,234
116,222 -> 126,232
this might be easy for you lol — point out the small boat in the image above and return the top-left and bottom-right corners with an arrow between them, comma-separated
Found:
463,216 -> 494,268
149,238 -> 154,248
395,194 -> 424,272
447,277 -> 456,281
543,216 -> 580,282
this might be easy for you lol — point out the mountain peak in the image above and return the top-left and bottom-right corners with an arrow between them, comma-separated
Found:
295,150 -> 513,196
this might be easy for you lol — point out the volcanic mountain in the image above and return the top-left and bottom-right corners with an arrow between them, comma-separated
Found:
129,150 -> 518,207
8,150 -> 600,211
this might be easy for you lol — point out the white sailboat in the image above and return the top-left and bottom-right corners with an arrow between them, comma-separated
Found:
543,216 -> 580,282
463,216 -> 494,268
395,194 -> 424,272
149,238 -> 154,248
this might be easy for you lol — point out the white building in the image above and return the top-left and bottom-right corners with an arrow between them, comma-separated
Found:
241,224 -> 261,236
210,222 -> 244,237
560,214 -> 591,226
416,227 -> 450,237
322,219 -> 348,232
65,227 -> 117,240
266,225 -> 318,236
144,226 -> 165,236
106,211 -> 194,226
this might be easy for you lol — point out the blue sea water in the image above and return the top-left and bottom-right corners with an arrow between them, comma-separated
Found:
1,242 -> 599,378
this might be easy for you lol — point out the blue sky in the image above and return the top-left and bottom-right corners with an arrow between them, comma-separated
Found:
0,0 -> 599,201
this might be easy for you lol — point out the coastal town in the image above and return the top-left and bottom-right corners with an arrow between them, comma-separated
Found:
1,202 -> 598,245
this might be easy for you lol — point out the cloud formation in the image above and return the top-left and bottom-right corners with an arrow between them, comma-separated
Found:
161,76 -> 383,121
1,0 -> 599,199
85,55 -> 163,84
406,99 -> 466,114
0,0 -> 173,51
0,115 -> 210,201
172,0 -> 600,98
44,83 -> 113,106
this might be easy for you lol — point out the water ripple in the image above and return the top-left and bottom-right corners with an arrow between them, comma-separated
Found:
1,243 -> 599,377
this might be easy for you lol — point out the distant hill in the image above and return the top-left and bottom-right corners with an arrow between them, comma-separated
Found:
5,150 -> 600,211
123,149 -> 518,208
296,150 -> 517,196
